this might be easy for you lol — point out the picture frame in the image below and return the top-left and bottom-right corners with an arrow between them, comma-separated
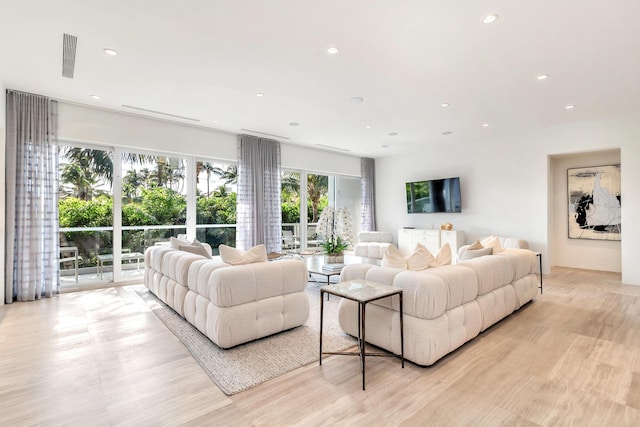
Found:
567,164 -> 621,240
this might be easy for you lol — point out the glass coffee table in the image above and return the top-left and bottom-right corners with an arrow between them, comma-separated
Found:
305,256 -> 344,285
319,279 -> 404,390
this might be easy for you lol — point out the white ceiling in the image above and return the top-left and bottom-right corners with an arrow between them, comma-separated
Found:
2,0 -> 640,158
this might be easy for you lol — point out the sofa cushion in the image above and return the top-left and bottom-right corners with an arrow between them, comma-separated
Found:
219,244 -> 268,265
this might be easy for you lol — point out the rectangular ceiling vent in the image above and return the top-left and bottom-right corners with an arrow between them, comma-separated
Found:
316,143 -> 351,152
121,104 -> 201,122
240,129 -> 290,140
62,33 -> 78,78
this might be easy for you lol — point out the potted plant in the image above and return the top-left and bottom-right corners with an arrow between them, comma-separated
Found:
319,236 -> 349,263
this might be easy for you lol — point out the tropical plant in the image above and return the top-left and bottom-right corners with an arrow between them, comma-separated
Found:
307,174 -> 328,223
319,236 -> 348,255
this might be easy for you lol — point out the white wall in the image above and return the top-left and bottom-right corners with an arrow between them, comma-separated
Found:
1,82 -> 5,305
375,112 -> 640,285
58,103 -> 360,176
551,149 -> 621,272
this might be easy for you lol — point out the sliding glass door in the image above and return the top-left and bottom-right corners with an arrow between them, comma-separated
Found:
58,145 -> 114,287
196,160 -> 237,255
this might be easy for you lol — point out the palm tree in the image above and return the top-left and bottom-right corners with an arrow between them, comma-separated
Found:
60,163 -> 97,200
62,147 -> 114,187
122,169 -> 145,201
200,162 -> 216,197
307,174 -> 328,223
281,171 -> 300,202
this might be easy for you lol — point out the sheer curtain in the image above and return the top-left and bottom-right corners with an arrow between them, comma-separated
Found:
5,90 -> 59,302
236,134 -> 282,252
360,157 -> 376,231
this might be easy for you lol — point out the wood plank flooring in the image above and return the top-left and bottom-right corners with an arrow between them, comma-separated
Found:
2,267 -> 640,426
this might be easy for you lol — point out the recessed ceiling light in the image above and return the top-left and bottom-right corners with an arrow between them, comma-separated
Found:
327,47 -> 339,54
482,123 -> 489,127
365,125 -> 372,129
565,105 -> 575,109
537,74 -> 550,80
90,94 -> 101,100
289,122 -> 300,126
442,131 -> 453,135
482,14 -> 498,24
441,103 -> 450,107
388,132 -> 398,136
381,145 -> 391,149
351,97 -> 364,103
103,48 -> 118,56
213,120 -> 219,123
256,92 -> 264,97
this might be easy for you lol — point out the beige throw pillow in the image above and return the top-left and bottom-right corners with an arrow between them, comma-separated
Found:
381,243 -> 449,271
219,244 -> 268,265
381,245 -> 408,269
406,244 -> 434,271
170,236 -> 191,249
481,235 -> 503,254
468,240 -> 484,250
430,243 -> 452,267
179,242 -> 212,259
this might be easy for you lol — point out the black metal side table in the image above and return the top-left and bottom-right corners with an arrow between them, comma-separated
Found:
319,280 -> 404,390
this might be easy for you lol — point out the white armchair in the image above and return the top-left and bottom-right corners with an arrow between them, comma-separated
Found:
353,231 -> 393,259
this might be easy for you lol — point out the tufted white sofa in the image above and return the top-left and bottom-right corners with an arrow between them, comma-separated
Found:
353,231 -> 393,259
144,245 -> 310,348
338,247 -> 538,366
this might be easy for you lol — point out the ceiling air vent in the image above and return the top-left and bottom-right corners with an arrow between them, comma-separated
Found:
62,33 -> 78,78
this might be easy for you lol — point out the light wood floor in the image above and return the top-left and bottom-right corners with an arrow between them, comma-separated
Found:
2,267 -> 640,426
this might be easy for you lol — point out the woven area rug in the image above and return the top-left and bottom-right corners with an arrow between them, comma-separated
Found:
136,284 -> 356,395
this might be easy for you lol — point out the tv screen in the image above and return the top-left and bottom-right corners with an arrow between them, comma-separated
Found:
406,177 -> 461,213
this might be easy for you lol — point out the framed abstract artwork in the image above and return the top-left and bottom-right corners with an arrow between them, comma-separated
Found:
567,164 -> 621,240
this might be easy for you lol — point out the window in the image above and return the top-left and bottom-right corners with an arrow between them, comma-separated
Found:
196,160 -> 237,255
121,152 -> 187,263
58,145 -> 114,286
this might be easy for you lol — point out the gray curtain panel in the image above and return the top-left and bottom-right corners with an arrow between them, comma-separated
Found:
360,157 -> 376,231
5,90 -> 60,302
236,134 -> 282,252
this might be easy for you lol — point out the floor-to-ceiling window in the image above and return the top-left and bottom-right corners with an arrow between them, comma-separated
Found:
196,160 -> 237,255
58,144 -> 114,287
120,152 -> 187,279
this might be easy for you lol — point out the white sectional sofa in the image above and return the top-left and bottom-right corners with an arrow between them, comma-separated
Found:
338,248 -> 538,366
353,231 -> 393,259
144,245 -> 310,348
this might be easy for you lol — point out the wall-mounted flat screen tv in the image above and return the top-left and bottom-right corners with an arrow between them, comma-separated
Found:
406,177 -> 461,213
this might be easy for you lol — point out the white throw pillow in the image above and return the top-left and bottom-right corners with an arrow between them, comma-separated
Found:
219,244 -> 268,265
381,245 -> 408,269
459,247 -> 493,260
429,243 -> 452,267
